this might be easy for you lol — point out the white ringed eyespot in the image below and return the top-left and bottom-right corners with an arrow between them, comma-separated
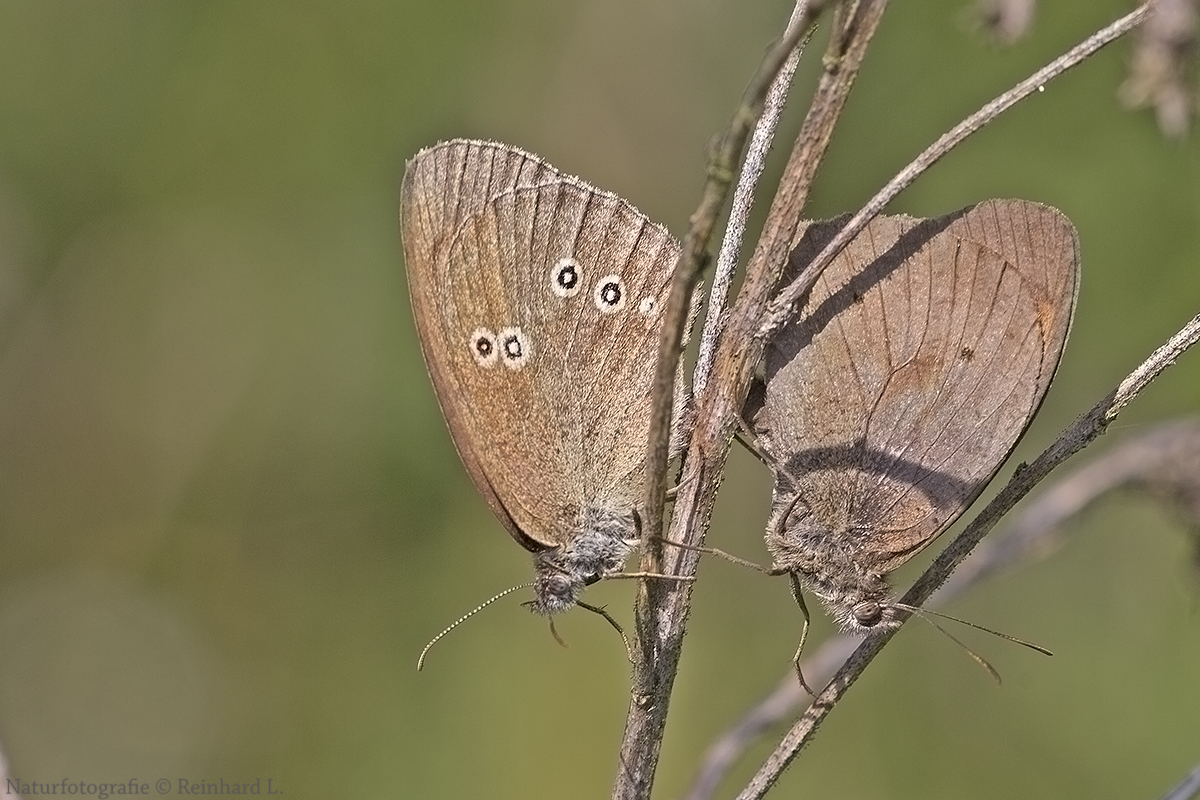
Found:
497,326 -> 531,369
469,328 -> 499,367
593,275 -> 627,314
550,257 -> 583,298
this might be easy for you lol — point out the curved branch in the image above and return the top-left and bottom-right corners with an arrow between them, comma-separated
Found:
757,2 -> 1152,340
616,2 -> 890,798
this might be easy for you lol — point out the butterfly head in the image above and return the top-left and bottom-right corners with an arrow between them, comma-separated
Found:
794,559 -> 906,634
838,597 -> 907,634
528,502 -> 638,615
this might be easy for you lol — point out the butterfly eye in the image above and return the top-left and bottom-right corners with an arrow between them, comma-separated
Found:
496,326 -> 531,370
468,328 -> 499,367
534,572 -> 576,612
550,257 -> 583,298
852,601 -> 883,627
593,275 -> 626,314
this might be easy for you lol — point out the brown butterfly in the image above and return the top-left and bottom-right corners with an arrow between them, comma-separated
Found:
747,199 -> 1079,635
402,139 -> 689,619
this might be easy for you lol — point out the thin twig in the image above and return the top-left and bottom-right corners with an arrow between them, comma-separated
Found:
617,3 -> 892,797
639,0 -> 819,566
685,416 -> 1200,800
694,8 -> 811,399
735,311 -> 1200,799
619,2 -> 889,796
757,1 -> 1153,339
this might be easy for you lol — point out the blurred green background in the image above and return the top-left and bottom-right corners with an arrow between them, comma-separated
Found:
0,1 -> 1197,798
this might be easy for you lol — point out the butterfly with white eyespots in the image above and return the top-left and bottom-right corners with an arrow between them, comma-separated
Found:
402,139 -> 691,621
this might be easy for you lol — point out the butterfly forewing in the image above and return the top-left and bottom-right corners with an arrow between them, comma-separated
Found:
403,139 -> 681,555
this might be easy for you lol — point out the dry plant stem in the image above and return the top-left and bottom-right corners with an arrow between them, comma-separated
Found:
655,6 -> 1152,799
758,0 -> 1154,339
640,2 -> 818,559
686,416 -> 1200,800
736,312 -> 1200,800
616,3 -> 888,799
1162,759 -> 1200,800
694,8 -> 810,398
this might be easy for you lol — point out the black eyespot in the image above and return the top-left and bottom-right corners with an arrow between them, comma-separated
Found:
593,274 -> 626,313
551,257 -> 582,298
468,328 -> 498,367
496,326 -> 531,369
960,346 -> 975,362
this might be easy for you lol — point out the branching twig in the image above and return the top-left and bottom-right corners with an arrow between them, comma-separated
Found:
685,416 -> 1200,800
640,2 -> 820,557
757,2 -> 1152,340
694,8 -> 811,398
734,312 -> 1200,799
618,2 -> 884,798
621,3 -> 1163,800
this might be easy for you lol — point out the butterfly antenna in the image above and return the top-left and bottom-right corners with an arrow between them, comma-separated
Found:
891,602 -> 1053,656
919,611 -> 1002,684
890,602 -> 1052,685
417,583 -> 532,671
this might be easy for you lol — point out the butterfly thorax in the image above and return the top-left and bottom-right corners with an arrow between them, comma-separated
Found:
529,503 -> 638,615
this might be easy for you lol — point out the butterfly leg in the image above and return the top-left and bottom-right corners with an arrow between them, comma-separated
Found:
576,600 -> 634,664
657,536 -> 773,573
608,571 -> 695,582
663,463 -> 705,501
547,617 -> 568,648
787,572 -> 817,696
733,378 -> 775,467
733,418 -> 774,468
